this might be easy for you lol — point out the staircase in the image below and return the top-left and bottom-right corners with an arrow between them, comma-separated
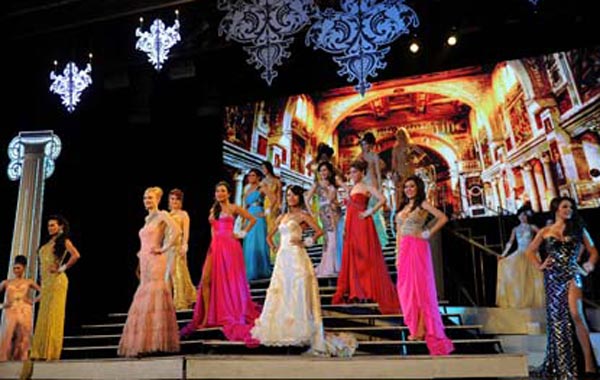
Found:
60,219 -> 505,360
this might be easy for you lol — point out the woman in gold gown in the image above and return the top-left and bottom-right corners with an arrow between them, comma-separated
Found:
167,188 -> 197,310
31,215 -> 81,360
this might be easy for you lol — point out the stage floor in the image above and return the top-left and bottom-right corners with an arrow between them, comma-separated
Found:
0,353 -> 528,379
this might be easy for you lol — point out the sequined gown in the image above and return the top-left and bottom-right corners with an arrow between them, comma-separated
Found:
396,207 -> 454,355
31,241 -> 68,360
314,184 -> 341,276
0,280 -> 34,361
538,236 -> 580,379
118,213 -> 180,357
168,210 -> 197,310
496,225 -> 544,308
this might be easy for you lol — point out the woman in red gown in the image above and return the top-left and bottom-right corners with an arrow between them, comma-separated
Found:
332,159 -> 400,314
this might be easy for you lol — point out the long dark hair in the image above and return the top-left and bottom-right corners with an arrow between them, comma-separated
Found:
284,185 -> 306,213
317,161 -> 337,187
549,196 -> 585,241
48,214 -> 69,261
399,175 -> 426,212
261,160 -> 276,177
212,181 -> 231,220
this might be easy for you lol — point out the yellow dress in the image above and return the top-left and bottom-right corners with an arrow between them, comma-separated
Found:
168,210 -> 197,310
262,178 -> 281,263
31,241 -> 68,360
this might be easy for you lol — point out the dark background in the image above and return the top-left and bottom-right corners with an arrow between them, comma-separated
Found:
1,0 -> 599,330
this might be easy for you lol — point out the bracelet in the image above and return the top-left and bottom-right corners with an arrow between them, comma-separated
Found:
58,264 -> 67,273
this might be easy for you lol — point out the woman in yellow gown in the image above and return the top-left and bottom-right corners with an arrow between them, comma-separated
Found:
260,161 -> 282,263
31,215 -> 81,360
167,188 -> 197,310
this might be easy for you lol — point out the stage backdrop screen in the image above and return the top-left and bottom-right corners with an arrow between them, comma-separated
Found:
223,46 -> 600,219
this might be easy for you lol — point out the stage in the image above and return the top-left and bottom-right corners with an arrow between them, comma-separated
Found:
0,353 -> 528,379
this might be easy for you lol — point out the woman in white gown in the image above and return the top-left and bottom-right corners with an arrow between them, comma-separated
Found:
251,185 -> 357,356
496,207 -> 544,308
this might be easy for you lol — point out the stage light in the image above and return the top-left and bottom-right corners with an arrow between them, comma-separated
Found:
409,41 -> 420,54
447,34 -> 457,46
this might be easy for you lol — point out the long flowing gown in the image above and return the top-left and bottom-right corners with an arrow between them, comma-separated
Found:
243,189 -> 272,280
538,236 -> 580,379
396,208 -> 454,355
118,213 -> 180,357
252,218 -> 326,348
262,178 -> 281,263
31,241 -> 68,360
168,210 -> 197,310
314,184 -> 341,277
332,193 -> 400,314
181,215 -> 260,347
0,280 -> 34,361
496,225 -> 545,308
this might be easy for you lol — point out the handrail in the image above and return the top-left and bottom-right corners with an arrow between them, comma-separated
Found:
446,228 -> 502,258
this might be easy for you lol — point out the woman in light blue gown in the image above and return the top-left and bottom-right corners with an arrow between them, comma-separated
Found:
242,169 -> 272,280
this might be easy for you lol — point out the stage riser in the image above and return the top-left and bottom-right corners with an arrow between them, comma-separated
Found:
0,354 -> 528,379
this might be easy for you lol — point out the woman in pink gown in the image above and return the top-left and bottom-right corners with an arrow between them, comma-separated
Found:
181,181 -> 260,346
0,255 -> 41,361
118,187 -> 181,357
395,176 -> 453,355
332,159 -> 400,314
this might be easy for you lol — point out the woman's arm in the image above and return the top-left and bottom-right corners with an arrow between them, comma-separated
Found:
29,280 -> 42,303
300,212 -> 324,244
304,183 -> 318,213
181,211 -> 191,255
266,215 -> 284,250
582,228 -> 598,273
420,201 -> 448,238
234,204 -> 256,236
501,228 -> 517,257
361,184 -> 386,219
157,212 -> 181,254
58,239 -> 81,272
526,227 -> 550,270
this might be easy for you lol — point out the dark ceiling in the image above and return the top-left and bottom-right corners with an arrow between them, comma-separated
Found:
3,0 -> 599,106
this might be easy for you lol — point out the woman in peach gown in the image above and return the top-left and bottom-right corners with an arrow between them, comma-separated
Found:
118,187 -> 181,357
0,255 -> 41,361
180,181 -> 260,346
167,188 -> 197,310
31,215 -> 81,361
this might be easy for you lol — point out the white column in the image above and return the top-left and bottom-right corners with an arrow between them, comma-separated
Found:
491,178 -> 501,212
233,171 -> 245,206
531,160 -> 548,211
521,163 -> 540,212
6,131 -> 61,282
542,153 -> 558,199
497,175 -> 507,212
459,174 -> 469,216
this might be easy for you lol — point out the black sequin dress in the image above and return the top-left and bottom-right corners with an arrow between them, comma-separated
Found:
539,236 -> 581,379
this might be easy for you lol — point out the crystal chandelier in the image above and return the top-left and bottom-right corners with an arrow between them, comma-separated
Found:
135,11 -> 181,71
49,55 -> 93,113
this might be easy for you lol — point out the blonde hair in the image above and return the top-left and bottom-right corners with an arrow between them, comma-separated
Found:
395,127 -> 411,143
145,186 -> 163,202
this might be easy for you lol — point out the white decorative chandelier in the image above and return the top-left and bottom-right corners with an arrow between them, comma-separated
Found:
49,55 -> 93,113
135,11 -> 181,71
